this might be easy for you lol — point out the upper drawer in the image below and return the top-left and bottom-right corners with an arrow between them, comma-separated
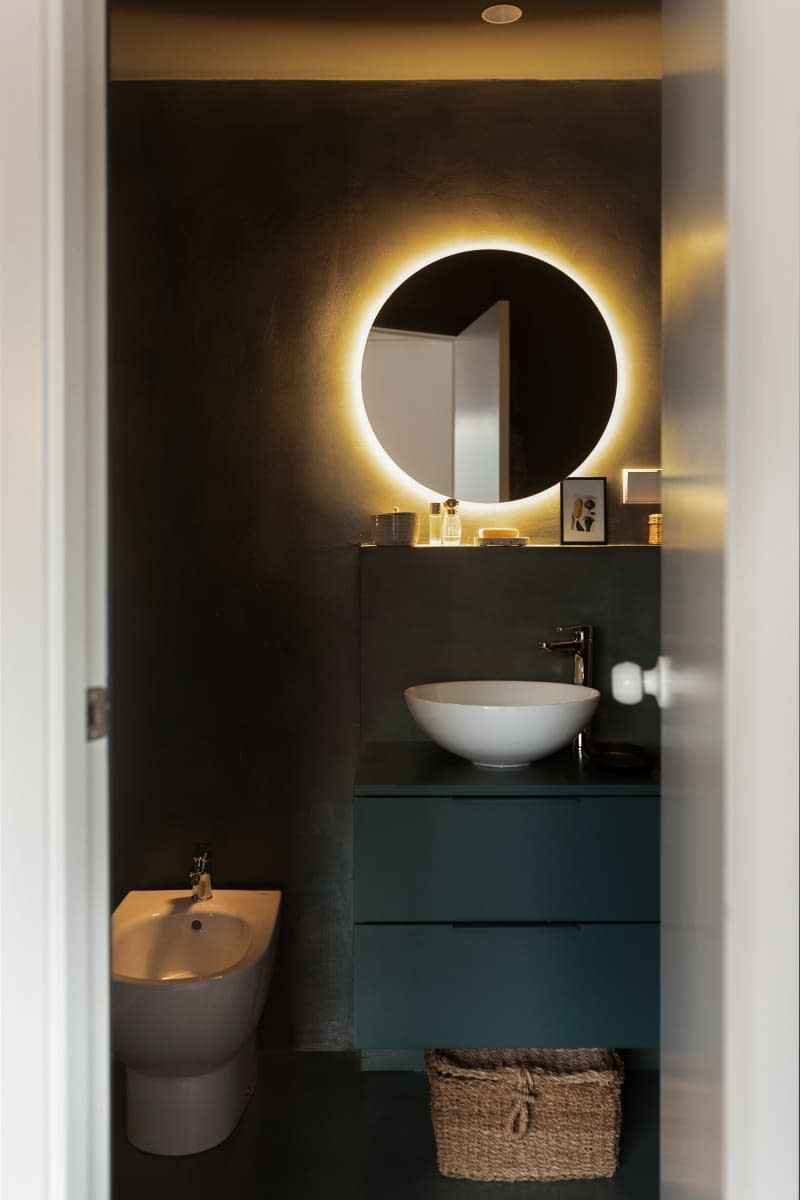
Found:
354,792 -> 659,922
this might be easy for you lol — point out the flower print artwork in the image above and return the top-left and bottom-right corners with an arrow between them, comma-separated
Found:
561,478 -> 607,543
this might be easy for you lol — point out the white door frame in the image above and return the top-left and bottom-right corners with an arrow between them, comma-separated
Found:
0,2 -> 109,1199
1,1 -> 797,1198
723,0 -> 799,1192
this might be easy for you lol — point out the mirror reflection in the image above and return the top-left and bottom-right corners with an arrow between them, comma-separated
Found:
361,250 -> 617,503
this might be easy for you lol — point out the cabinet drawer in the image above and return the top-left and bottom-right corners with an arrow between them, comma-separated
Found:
354,923 -> 659,1049
354,794 -> 659,922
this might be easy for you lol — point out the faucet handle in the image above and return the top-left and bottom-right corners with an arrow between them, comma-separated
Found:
556,623 -> 593,638
191,842 -> 211,871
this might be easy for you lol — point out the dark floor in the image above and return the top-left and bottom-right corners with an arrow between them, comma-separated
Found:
113,1054 -> 658,1199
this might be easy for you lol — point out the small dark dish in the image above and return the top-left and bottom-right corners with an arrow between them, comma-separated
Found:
586,741 -> 657,773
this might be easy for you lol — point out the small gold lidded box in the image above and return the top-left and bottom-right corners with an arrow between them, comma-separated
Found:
648,514 -> 662,546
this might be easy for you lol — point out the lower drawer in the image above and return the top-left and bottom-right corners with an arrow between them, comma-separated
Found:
354,923 -> 659,1049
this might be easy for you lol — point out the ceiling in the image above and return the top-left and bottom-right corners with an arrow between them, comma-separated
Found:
112,0 -> 659,19
111,0 -> 662,81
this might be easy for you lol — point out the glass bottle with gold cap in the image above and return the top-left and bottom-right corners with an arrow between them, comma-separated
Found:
442,498 -> 462,546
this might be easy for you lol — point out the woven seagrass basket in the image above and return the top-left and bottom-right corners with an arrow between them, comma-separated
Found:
425,1048 -> 624,1183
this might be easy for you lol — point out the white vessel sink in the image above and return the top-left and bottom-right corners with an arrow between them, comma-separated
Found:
405,680 -> 600,768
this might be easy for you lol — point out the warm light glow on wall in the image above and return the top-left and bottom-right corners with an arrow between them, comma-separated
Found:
347,235 -> 635,521
110,11 -> 663,82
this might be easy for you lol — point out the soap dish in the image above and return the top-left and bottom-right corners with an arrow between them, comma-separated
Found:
474,536 -> 529,547
585,741 -> 657,773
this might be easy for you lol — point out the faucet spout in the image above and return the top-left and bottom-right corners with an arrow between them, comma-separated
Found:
539,637 -> 583,653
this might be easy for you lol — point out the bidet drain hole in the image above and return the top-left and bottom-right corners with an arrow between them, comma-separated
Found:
191,919 -> 202,930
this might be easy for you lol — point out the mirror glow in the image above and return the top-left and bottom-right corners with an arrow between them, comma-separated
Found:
347,235 -> 633,515
357,245 -> 621,504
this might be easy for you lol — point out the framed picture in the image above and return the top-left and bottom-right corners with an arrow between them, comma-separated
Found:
560,477 -> 607,544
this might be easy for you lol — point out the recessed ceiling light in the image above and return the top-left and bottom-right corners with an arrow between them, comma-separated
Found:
481,4 -> 523,23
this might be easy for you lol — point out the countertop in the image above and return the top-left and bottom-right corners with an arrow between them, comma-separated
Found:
354,741 -> 660,796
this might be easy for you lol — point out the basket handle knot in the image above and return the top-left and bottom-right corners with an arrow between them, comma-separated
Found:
506,1067 -> 537,1140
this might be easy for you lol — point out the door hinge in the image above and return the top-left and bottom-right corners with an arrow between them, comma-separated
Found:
86,686 -> 110,741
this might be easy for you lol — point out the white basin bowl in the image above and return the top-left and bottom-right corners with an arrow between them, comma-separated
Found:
405,680 -> 600,768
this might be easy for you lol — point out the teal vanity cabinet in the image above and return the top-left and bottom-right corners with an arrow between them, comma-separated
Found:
354,742 -> 660,1051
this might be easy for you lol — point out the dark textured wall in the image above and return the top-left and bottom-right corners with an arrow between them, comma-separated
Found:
110,80 -> 660,1049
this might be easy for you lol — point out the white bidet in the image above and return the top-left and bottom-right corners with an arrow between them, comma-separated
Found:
111,888 -> 281,1156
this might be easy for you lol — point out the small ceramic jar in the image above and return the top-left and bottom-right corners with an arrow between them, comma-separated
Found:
373,509 -> 420,546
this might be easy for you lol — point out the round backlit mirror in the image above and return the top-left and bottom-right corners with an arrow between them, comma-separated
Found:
361,249 -> 617,503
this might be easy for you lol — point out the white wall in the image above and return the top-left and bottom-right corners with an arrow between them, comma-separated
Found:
661,0 -> 799,1195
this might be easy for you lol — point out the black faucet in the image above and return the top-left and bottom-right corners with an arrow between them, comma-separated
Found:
539,624 -> 594,753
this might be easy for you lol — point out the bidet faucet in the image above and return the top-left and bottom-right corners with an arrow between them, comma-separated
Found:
539,624 -> 594,753
189,843 -> 213,902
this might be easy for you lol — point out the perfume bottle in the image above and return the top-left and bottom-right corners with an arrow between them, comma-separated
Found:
441,498 -> 462,546
428,501 -> 442,545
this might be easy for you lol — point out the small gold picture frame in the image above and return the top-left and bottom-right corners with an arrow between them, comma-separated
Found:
560,477 -> 607,544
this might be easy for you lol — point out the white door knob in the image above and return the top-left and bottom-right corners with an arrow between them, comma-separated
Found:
611,656 -> 672,708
